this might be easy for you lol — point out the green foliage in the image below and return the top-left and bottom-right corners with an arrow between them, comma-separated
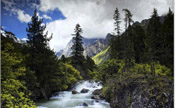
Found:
145,8 -> 162,63
95,59 -> 121,83
109,8 -> 173,73
70,24 -> 96,79
92,46 -> 110,65
1,31 -> 37,107
160,8 -> 174,72
98,61 -> 173,108
131,24 -> 146,63
113,7 -> 121,36
64,64 -> 82,87
1,49 -> 25,80
25,9 -> 65,99
71,24 -> 85,65
1,37 -> 26,81
24,69 -> 40,100
1,79 -> 37,108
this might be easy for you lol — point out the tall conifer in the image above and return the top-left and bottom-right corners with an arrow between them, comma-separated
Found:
71,24 -> 84,65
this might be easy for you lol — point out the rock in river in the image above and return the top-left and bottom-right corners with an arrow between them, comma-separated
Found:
72,90 -> 78,94
81,88 -> 89,93
92,89 -> 101,95
91,95 -> 101,100
79,102 -> 88,107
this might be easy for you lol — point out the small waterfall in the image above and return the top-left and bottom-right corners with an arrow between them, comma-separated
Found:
36,80 -> 111,108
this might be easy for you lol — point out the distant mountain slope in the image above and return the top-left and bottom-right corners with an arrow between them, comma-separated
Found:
56,50 -> 64,57
84,33 -> 111,57
92,46 -> 110,65
57,33 -> 111,58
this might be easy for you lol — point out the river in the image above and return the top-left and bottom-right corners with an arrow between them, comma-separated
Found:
36,80 -> 111,108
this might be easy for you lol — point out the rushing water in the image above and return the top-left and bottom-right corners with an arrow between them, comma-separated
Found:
36,80 -> 111,108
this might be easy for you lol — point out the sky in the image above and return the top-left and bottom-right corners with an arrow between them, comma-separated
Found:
1,0 -> 174,52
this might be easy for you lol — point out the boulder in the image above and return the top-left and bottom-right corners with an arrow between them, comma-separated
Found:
92,89 -> 101,95
79,103 -> 88,107
95,100 -> 99,102
72,90 -> 78,94
91,95 -> 101,100
83,103 -> 88,106
93,86 -> 97,88
99,94 -> 105,99
81,88 -> 89,93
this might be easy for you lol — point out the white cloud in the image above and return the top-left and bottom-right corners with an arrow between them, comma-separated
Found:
39,0 -> 173,51
16,10 -> 31,23
21,38 -> 28,41
31,3 -> 40,9
2,0 -> 16,11
1,26 -> 6,29
43,14 -> 52,20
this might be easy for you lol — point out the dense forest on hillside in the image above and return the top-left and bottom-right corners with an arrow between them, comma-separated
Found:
94,8 -> 174,108
1,7 -> 174,108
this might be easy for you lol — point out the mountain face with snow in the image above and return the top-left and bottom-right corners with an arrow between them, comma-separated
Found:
56,33 -> 111,58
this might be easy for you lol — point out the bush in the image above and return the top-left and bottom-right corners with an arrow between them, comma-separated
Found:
1,79 -> 36,108
99,61 -> 173,108
60,63 -> 82,90
96,59 -> 121,83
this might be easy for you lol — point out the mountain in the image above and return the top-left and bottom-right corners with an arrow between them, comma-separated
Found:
84,33 -> 111,57
1,29 -> 26,44
92,46 -> 110,65
57,33 -> 111,58
56,50 -> 64,57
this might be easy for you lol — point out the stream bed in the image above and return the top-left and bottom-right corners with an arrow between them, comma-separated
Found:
36,80 -> 111,108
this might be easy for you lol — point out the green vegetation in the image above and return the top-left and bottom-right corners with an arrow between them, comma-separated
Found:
92,46 -> 110,65
95,59 -> 173,107
1,10 -> 94,107
94,8 -> 174,108
2,79 -> 37,108
59,63 -> 82,89
1,31 -> 37,107
71,24 -> 96,79
1,6 -> 173,108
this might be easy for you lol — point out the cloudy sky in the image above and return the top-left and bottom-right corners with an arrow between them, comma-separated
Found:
2,0 -> 174,52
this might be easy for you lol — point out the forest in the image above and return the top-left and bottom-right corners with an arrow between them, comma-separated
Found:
1,7 -> 174,108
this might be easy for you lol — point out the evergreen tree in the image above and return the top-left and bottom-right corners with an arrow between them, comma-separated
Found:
146,8 -> 161,77
26,9 -> 52,73
86,55 -> 96,72
71,24 -> 84,65
161,8 -> 174,72
26,9 -> 52,50
131,24 -> 146,63
61,55 -> 66,63
110,7 -> 123,59
114,7 -> 121,36
26,9 -> 60,99
123,8 -> 134,72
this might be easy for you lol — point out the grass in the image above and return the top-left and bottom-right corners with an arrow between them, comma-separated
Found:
92,46 -> 110,65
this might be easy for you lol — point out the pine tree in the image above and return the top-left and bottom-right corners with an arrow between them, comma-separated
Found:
131,24 -> 146,63
114,8 -> 121,36
146,8 -> 161,77
26,9 -> 60,99
26,9 -> 52,50
110,7 -> 122,59
161,8 -> 174,72
26,9 -> 52,72
86,55 -> 96,71
123,8 -> 134,72
71,24 -> 84,65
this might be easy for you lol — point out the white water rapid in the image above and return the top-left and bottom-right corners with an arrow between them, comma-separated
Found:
36,80 -> 111,108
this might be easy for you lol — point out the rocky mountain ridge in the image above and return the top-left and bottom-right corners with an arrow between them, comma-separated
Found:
56,33 -> 111,58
